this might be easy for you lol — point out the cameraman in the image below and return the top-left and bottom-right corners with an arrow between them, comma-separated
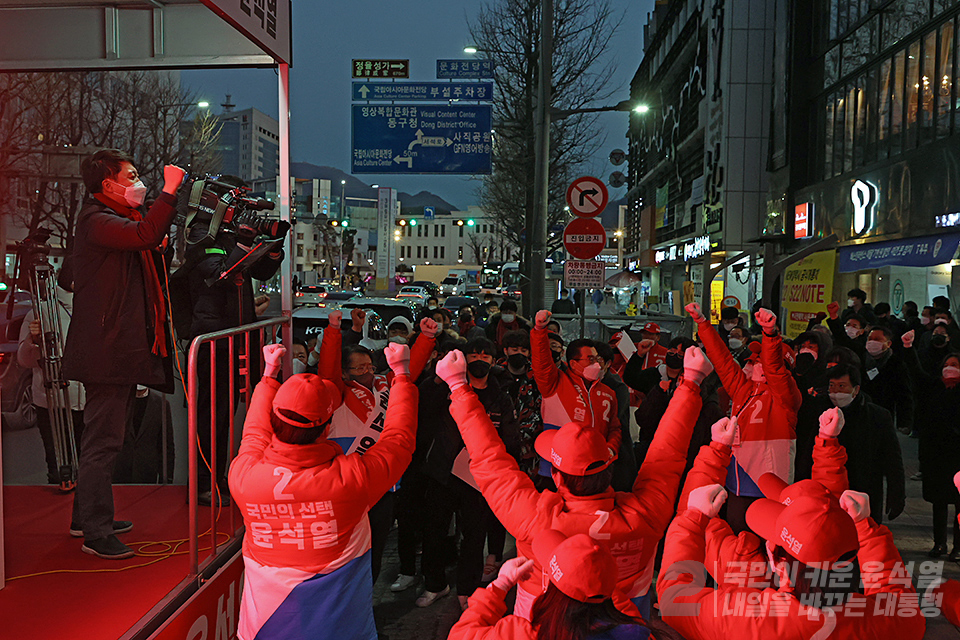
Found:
63,149 -> 184,559
183,176 -> 288,506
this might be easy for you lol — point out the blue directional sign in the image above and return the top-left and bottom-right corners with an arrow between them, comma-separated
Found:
353,82 -> 493,102
424,206 -> 436,219
352,104 -> 492,175
437,59 -> 495,79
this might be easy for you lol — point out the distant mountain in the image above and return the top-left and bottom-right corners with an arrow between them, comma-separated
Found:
290,162 -> 460,214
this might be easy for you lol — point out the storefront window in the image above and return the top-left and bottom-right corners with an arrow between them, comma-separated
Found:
834,91 -> 846,176
938,19 -> 954,138
865,67 -> 879,163
825,45 -> 841,88
878,57 -> 892,159
824,97 -> 835,179
845,83 -> 856,172
920,31 -> 937,144
905,40 -> 920,150
855,74 -> 867,168
891,50 -> 904,156
934,0 -> 959,18
884,0 -> 930,47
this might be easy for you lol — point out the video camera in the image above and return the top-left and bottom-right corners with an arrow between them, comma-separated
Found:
179,175 -> 286,247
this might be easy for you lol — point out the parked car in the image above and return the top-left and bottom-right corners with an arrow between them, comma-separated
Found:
321,291 -> 362,305
465,283 -> 482,296
409,280 -> 439,298
442,296 -> 481,316
440,275 -> 466,296
0,298 -> 33,422
502,284 -> 523,300
295,284 -> 330,306
291,304 -> 387,351
339,297 -> 416,334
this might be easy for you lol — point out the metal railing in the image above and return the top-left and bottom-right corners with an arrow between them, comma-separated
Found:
186,316 -> 289,575
549,312 -> 694,343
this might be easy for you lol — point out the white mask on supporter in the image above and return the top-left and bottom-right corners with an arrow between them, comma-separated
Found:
865,340 -> 886,356
723,321 -> 738,332
943,366 -> 960,380
106,179 -> 147,208
501,313 -> 516,323
921,316 -> 932,326
728,338 -> 743,350
292,358 -> 308,375
583,362 -> 603,381
799,347 -> 818,357
845,325 -> 861,339
847,299 -> 855,308
829,392 -> 855,408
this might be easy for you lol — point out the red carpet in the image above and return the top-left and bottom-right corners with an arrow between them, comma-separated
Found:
0,485 -> 238,640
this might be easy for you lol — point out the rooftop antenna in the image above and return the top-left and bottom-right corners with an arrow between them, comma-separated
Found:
221,94 -> 236,112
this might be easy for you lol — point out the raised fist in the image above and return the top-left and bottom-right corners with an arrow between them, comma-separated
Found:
162,165 -> 186,194
491,556 -> 535,593
683,346 -> 714,385
637,339 -> 655,356
755,308 -> 777,332
328,310 -> 342,330
688,484 -> 728,519
902,329 -> 915,349
384,342 -> 411,376
419,317 -> 439,339
685,302 -> 705,323
436,350 -> 469,391
535,309 -> 552,331
827,301 -> 841,320
262,343 -> 287,378
711,416 -> 737,447
351,308 -> 366,332
818,406 -> 845,438
839,490 -> 871,523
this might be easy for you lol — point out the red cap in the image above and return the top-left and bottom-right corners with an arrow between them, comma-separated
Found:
781,342 -> 796,368
746,493 -> 858,565
641,322 -> 661,334
272,374 -> 340,428
533,529 -> 617,603
756,474 -> 834,506
535,423 -> 616,476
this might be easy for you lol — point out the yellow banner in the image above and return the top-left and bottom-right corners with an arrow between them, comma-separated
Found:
782,250 -> 836,338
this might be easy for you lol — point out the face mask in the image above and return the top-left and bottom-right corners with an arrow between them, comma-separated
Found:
507,353 -> 529,370
292,358 -> 308,375
467,360 -> 492,378
583,362 -> 603,381
865,340 -> 886,356
551,350 -> 563,363
932,334 -> 948,347
794,352 -> 816,375
943,366 -> 960,380
665,352 -> 683,369
723,321 -> 738,332
844,326 -> 860,339
829,392 -> 855,408
501,313 -> 516,323
388,336 -> 408,344
428,305 -> 437,310
351,372 -> 375,388
921,316 -> 932,326
460,315 -> 473,324
935,318 -> 949,326
106,179 -> 147,208
728,338 -> 743,350
847,299 -> 855,308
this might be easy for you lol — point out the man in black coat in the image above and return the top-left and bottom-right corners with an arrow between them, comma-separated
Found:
63,149 -> 184,559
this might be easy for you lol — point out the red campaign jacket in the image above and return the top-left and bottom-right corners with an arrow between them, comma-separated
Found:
937,579 -> 960,627
449,377 -> 702,601
657,509 -> 925,640
697,320 -> 802,494
228,374 -> 418,574
530,326 -> 621,453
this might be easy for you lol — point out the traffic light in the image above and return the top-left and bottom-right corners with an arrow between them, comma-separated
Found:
466,219 -> 476,227
329,219 -> 339,227
409,218 -> 418,226
342,219 -> 350,228
457,220 -> 464,226
397,219 -> 407,226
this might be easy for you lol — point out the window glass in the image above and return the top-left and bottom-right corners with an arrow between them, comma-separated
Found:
891,50 -> 905,156
878,57 -> 892,159
905,40 -> 920,150
940,19 -> 956,138
921,31 -> 937,143
845,84 -> 856,172
854,74 -> 867,168
934,0 -> 959,18
834,90 -> 846,175
824,97 -> 835,179
865,67 -> 878,164
825,45 -> 841,88
885,0 -> 929,47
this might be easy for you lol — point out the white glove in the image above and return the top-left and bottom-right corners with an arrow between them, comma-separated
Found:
384,343 -> 410,376
685,302 -> 705,323
328,310 -> 342,330
491,556 -> 535,593
262,343 -> 287,378
839,490 -> 871,523
436,350 -> 469,391
687,484 -> 727,518
162,165 -> 186,195
818,407 -> 845,438
756,308 -> 777,333
535,309 -> 552,331
683,346 -> 713,385
902,329 -> 915,349
711,416 -> 736,447
420,316 -> 439,339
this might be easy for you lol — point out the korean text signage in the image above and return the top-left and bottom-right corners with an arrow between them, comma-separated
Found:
377,188 -> 397,291
654,235 -> 710,264
352,59 -> 410,78
151,551 -> 243,640
563,217 -> 606,260
201,0 -> 292,64
437,59 -> 495,79
352,105 -> 492,174
353,82 -> 493,102
794,202 -> 813,239
564,260 -> 605,289
782,250 -> 836,338
838,232 -> 960,272
565,176 -> 609,218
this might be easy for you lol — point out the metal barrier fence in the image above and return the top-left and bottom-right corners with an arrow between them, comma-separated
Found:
549,312 -> 695,345
186,316 -> 290,576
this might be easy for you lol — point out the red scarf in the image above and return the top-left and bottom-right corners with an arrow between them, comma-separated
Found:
93,194 -> 168,357
496,317 -> 520,346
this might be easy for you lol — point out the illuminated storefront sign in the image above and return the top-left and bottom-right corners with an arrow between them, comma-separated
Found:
654,235 -> 711,264
936,212 -> 960,228
794,202 -> 813,239
850,180 -> 878,236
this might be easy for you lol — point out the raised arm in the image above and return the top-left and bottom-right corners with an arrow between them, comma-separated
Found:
677,416 -> 735,508
236,345 -> 286,459
317,311 -> 347,394
85,166 -> 184,250
687,302 -> 751,401
756,308 -> 802,414
407,317 -> 439,380
530,310 -> 560,397
810,407 -> 850,496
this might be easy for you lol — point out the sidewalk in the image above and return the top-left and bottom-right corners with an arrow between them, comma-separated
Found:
371,431 -> 960,639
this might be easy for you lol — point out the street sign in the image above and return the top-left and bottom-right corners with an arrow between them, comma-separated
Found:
352,104 -> 492,175
437,59 -> 495,79
609,171 -> 626,188
609,148 -> 626,166
352,59 -> 409,78
424,206 -> 435,219
565,176 -> 609,218
201,0 -> 292,65
352,82 -> 493,102
563,217 -> 606,260
564,260 -> 605,289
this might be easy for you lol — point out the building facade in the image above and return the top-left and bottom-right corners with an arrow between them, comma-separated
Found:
216,107 -> 280,184
393,206 -> 508,268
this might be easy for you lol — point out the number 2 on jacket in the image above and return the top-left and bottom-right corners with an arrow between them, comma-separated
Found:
273,466 -> 294,500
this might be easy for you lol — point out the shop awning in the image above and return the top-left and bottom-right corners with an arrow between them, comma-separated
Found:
838,232 -> 960,272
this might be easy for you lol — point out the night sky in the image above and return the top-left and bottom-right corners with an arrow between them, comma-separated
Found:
182,0 -> 654,209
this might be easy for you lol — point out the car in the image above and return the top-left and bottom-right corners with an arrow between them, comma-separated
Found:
321,291 -> 361,304
409,280 -> 439,298
440,275 -> 467,296
291,304 -> 388,352
442,296 -> 481,315
0,298 -> 34,419
295,284 -> 330,306
502,284 -> 523,300
340,297 -> 416,328
397,285 -> 429,298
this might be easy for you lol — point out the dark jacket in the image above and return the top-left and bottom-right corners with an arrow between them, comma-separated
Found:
550,298 -> 577,314
418,375 -> 521,486
841,302 -> 877,325
483,313 -> 531,346
794,391 -> 905,523
602,370 -> 638,492
860,348 -> 914,433
904,346 -> 960,505
63,192 -> 176,389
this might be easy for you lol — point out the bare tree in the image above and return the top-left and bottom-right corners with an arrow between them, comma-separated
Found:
468,0 -> 623,262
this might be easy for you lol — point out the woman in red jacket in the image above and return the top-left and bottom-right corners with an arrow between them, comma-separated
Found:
449,529 -> 647,640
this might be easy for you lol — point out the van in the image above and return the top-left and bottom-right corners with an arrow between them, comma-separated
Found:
440,275 -> 466,296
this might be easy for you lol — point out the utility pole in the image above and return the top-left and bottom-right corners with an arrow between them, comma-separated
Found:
529,0 -> 553,316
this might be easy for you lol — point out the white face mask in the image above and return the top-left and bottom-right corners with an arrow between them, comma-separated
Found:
799,347 -> 818,357
845,325 -> 861,339
865,340 -> 886,356
292,358 -> 308,375
388,336 -> 408,344
921,316 -> 932,326
501,313 -> 516,323
943,366 -> 960,380
583,362 -> 603,381
728,338 -> 743,350
847,299 -> 855,308
723,321 -> 738,332
829,391 -> 855,408
428,305 -> 437,310
106,179 -> 147,208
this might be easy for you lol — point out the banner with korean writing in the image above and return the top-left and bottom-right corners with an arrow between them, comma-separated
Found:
782,250 -> 836,338
563,260 -> 605,289
838,232 -> 960,272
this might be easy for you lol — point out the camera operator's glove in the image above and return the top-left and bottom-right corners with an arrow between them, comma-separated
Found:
268,220 -> 291,239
